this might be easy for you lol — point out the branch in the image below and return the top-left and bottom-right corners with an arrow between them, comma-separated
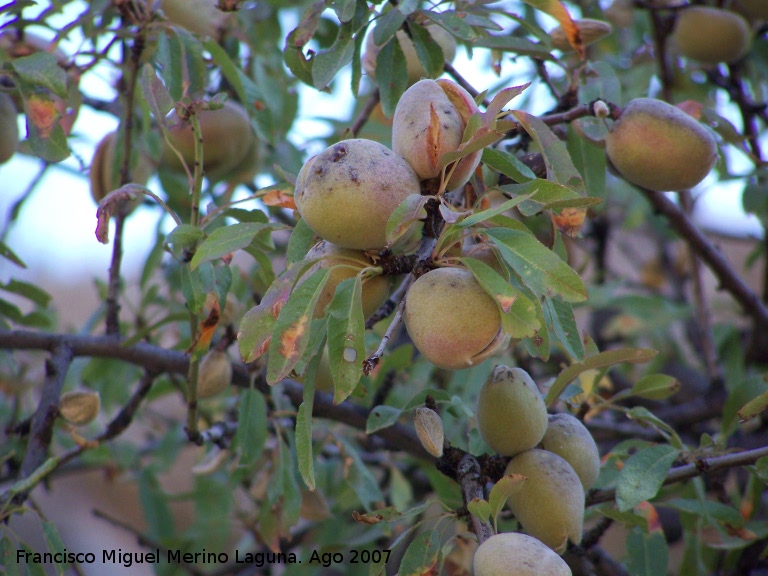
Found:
638,188 -> 768,331
19,345 -> 73,481
586,445 -> 768,507
457,453 -> 494,544
0,330 -> 428,459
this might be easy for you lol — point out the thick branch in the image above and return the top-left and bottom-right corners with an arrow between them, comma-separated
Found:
0,330 -> 428,459
586,445 -> 768,507
19,345 -> 73,480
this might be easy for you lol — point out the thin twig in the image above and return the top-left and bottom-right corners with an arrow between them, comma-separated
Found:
363,288 -> 409,375
350,89 -> 380,137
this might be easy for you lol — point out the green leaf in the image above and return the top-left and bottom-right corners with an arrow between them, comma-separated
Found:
626,407 -> 684,450
0,280 -> 50,308
738,388 -> 768,422
313,21 -> 355,90
233,388 -> 268,477
339,437 -> 384,510
664,498 -> 745,527
158,26 -> 206,100
42,521 -> 68,575
512,110 -> 585,192
180,264 -> 207,315
19,544 -> 46,576
616,444 -> 679,512
0,537 -> 20,576
486,227 -> 587,303
373,8 -> 406,46
545,347 -> 658,406
287,214 -> 319,266
164,224 -> 204,259
267,268 -> 331,384
327,276 -> 365,403
423,10 -> 476,41
488,474 -> 526,525
238,264 -> 309,363
376,36 -> 408,118
456,195 -> 529,228
204,40 -> 274,143
385,194 -> 428,253
499,179 -> 600,217
625,527 -> 669,576
471,34 -> 554,58
19,90 -> 69,162
11,53 -> 67,97
140,64 -> 175,129
461,257 -> 539,339
631,374 -> 681,401
138,468 -> 175,543
366,405 -> 403,433
481,148 -> 536,183
331,0 -> 357,22
296,400 -> 315,490
398,530 -> 441,576
544,298 -> 584,360
0,241 -> 26,268
407,21 -> 445,78
467,498 -> 491,523
191,223 -> 275,270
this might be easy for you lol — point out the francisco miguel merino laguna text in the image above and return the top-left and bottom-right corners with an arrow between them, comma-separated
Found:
17,548 -> 299,568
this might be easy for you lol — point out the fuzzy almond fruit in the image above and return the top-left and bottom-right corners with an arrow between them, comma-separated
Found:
362,26 -> 456,85
0,93 -> 18,165
161,99 -> 255,183
473,533 -> 572,576
605,98 -> 717,192
90,131 -> 157,206
59,391 -> 101,426
673,7 -> 752,64
159,0 -> 230,38
294,139 -> 421,251
414,407 -> 445,458
541,413 -> 601,490
198,349 -> 233,398
392,79 -> 481,190
300,241 -> 391,319
549,19 -> 613,52
505,449 -> 585,554
477,366 -> 548,457
404,267 -> 507,370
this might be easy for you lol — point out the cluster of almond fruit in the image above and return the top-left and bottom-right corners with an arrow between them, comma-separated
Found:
293,77 -> 516,371
415,365 -> 600,576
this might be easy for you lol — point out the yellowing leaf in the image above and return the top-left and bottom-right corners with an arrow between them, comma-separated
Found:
279,315 -> 309,361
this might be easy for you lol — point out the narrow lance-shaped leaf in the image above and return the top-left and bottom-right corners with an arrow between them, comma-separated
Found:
266,268 -> 331,384
398,530 -> 441,576
407,20 -> 445,79
313,21 -> 355,90
616,444 -> 679,512
544,297 -> 584,360
233,388 -> 268,477
625,527 -> 670,576
481,147 -> 536,183
238,261 -> 314,363
190,222 -> 277,270
461,257 -> 540,339
386,194 -> 428,253
373,8 -> 406,46
327,276 -> 365,404
376,36 -> 408,117
488,474 -> 526,528
545,347 -> 658,406
467,498 -> 491,524
738,388 -> 768,423
338,437 -> 384,510
486,227 -> 588,303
